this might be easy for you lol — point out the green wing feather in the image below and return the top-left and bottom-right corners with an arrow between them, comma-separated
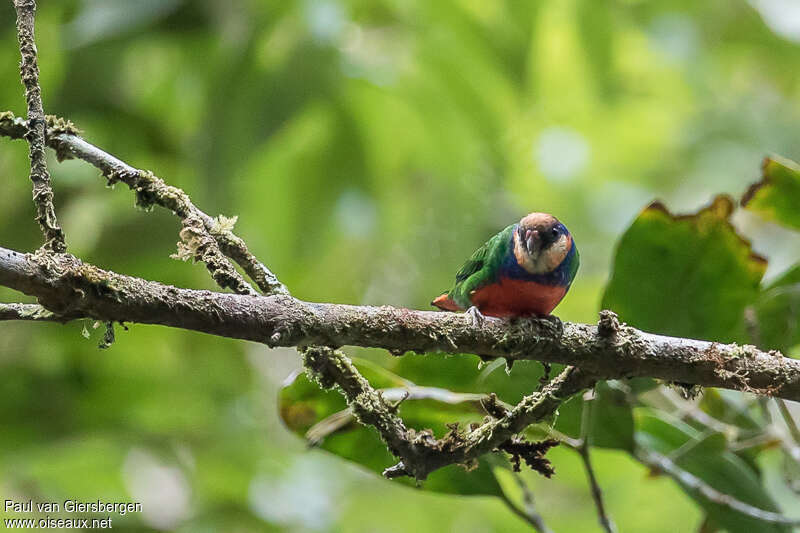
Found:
448,224 -> 515,309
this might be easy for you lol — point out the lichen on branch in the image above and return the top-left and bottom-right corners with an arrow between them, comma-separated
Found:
0,111 -> 287,297
12,0 -> 65,253
301,346 -> 588,480
2,245 -> 798,403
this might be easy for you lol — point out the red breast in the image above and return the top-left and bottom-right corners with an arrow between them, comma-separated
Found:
468,277 -> 567,317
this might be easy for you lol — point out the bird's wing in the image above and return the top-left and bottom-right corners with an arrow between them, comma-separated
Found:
449,224 -> 514,308
454,244 -> 488,283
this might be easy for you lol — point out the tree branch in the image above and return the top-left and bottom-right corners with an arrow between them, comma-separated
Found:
2,110 -> 794,401
12,1 -> 65,253
0,112 -> 286,297
0,302 -> 70,322
499,471 -> 554,533
301,345 -> 594,481
0,246 -> 798,401
776,399 -> 800,444
638,448 -> 800,526
577,392 -> 617,533
499,489 -> 553,533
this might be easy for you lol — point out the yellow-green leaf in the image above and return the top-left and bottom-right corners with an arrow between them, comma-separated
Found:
602,196 -> 766,342
742,156 -> 800,231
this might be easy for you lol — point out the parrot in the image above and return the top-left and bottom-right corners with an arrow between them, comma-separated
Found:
431,212 -> 579,324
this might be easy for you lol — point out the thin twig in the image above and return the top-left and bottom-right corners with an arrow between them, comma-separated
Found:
659,388 -> 738,437
0,112 -> 285,296
666,428 -> 715,463
499,490 -> 553,533
304,386 -> 497,446
728,433 -> 781,452
12,1 -> 65,252
776,399 -> 800,444
577,393 -> 617,533
638,449 -> 800,526
499,492 -> 544,532
300,345 -> 419,476
301,346 -> 594,481
215,230 -> 287,295
505,471 -> 554,533
0,302 -> 69,322
775,398 -> 800,465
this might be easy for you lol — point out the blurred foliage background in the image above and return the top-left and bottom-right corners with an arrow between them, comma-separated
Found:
1,0 -> 800,531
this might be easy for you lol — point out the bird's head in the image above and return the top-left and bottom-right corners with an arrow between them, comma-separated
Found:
513,212 -> 573,274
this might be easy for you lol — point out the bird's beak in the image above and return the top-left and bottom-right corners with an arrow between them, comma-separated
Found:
525,229 -> 540,256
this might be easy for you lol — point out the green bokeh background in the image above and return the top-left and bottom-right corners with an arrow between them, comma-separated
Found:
1,1 -> 800,531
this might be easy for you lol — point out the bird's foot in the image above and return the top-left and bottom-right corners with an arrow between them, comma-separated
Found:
539,314 -> 563,335
465,306 -> 485,328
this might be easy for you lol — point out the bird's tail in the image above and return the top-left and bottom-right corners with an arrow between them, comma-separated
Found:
431,293 -> 461,311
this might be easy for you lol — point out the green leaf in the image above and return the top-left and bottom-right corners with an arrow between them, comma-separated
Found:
591,382 -> 635,451
279,358 -> 504,496
635,409 -> 790,533
742,157 -> 800,231
628,377 -> 659,394
388,353 -> 488,398
698,388 -> 764,432
548,382 -> 634,452
602,195 -> 766,342
751,264 -> 800,353
389,351 -> 549,405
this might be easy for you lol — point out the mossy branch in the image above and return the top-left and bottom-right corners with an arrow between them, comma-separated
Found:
0,302 -> 69,322
1,246 -> 798,402
0,111 -> 287,297
12,0 -> 65,253
302,346 -> 594,481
